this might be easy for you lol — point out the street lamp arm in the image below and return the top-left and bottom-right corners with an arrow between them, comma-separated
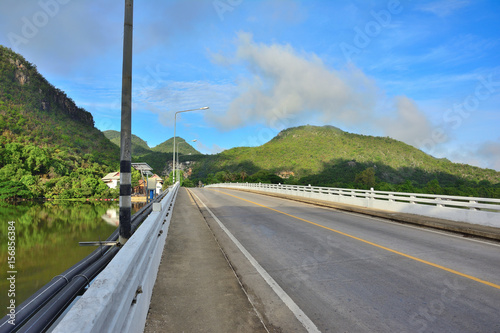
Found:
175,106 -> 209,116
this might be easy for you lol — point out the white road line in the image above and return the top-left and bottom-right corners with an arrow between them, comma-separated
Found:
190,190 -> 322,333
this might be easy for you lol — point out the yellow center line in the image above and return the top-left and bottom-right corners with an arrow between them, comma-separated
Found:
208,188 -> 500,291
185,188 -> 196,205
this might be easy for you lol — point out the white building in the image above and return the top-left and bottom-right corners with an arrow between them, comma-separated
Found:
149,174 -> 164,194
101,172 -> 120,189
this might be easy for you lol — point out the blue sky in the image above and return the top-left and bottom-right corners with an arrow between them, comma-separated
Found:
1,0 -> 499,170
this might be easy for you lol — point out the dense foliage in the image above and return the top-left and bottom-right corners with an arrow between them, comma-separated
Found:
0,45 -> 120,199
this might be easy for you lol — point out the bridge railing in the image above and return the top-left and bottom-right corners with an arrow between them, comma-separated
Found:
206,183 -> 500,228
52,182 -> 180,333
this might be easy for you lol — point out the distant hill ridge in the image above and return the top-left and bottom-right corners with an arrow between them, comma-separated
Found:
189,125 -> 500,196
103,130 -> 151,156
102,130 -> 201,175
151,137 -> 200,155
103,130 -> 200,156
105,125 -> 500,194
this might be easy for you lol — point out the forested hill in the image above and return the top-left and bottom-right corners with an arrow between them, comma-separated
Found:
151,137 -> 201,155
0,45 -> 119,199
190,125 -> 500,197
103,130 -> 151,156
103,131 -> 201,157
103,131 -> 201,176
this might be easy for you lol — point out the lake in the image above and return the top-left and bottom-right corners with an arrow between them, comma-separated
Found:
0,199 -> 146,316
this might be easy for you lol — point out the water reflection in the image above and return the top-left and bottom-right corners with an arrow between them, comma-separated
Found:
0,201 -> 146,316
101,208 -> 119,227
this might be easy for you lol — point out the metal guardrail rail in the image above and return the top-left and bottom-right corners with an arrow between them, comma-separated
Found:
207,183 -> 500,227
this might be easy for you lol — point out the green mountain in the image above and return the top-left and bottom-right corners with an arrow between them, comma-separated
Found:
190,125 -> 500,197
101,132 -> 200,175
103,130 -> 151,156
0,45 -> 119,199
151,137 -> 201,155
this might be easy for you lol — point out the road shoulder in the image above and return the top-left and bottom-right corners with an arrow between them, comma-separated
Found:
144,188 -> 267,333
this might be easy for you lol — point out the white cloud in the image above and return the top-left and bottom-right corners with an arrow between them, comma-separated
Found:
417,0 -> 471,17
379,96 -> 436,147
211,32 -> 379,130
209,32 -> 441,150
440,139 -> 500,171
134,79 -> 236,127
196,141 -> 225,155
475,141 -> 500,171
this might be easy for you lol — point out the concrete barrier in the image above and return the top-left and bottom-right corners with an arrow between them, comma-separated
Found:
52,183 -> 179,333
207,183 -> 500,228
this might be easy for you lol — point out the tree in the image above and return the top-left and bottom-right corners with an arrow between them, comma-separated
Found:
0,163 -> 29,182
425,179 -> 442,194
398,180 -> 416,193
23,145 -> 50,174
354,167 -> 376,189
249,170 -> 284,184
240,171 -> 247,182
131,169 -> 141,192
0,180 -> 32,199
183,178 -> 195,187
20,174 -> 42,197
214,171 -> 227,183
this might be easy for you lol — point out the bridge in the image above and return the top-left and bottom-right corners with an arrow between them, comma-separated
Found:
2,183 -> 500,332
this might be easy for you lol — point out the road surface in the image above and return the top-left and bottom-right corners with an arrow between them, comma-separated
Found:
190,187 -> 500,332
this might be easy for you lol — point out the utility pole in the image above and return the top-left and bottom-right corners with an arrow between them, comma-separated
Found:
119,0 -> 133,244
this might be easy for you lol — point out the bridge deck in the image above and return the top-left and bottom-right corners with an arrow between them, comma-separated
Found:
144,188 -> 266,332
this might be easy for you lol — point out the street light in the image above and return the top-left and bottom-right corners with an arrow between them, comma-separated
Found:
177,139 -> 197,184
172,107 -> 209,183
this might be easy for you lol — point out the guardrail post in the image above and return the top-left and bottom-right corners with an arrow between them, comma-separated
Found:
436,197 -> 443,208
469,200 -> 478,211
410,195 -> 416,204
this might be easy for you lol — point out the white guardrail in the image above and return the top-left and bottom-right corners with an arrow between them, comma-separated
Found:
207,183 -> 500,228
53,183 -> 180,333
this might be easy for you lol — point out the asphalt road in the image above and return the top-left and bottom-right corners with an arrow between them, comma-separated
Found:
190,187 -> 500,333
